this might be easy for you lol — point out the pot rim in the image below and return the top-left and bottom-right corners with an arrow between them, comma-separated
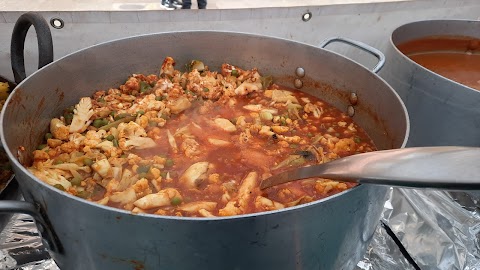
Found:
390,19 -> 480,94
1,30 -> 409,221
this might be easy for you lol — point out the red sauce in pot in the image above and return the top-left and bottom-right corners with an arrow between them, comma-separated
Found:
397,35 -> 480,90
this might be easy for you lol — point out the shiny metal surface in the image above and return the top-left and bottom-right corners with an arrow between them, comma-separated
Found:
261,147 -> 480,190
320,37 -> 386,73
0,31 -> 408,269
380,20 -> 480,148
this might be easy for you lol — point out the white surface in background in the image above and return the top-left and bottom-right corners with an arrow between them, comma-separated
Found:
0,0 -> 411,11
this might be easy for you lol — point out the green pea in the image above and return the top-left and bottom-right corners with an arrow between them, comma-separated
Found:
110,111 -> 116,117
53,184 -> 65,191
93,119 -> 105,128
37,144 -> 47,150
45,133 -> 53,140
165,159 -> 174,168
203,87 -> 209,92
65,106 -> 75,113
112,139 -> 119,147
137,165 -> 150,174
97,97 -> 105,103
64,113 -> 74,125
160,171 -> 167,179
106,134 -> 115,141
231,69 -> 239,77
171,197 -> 182,206
83,158 -> 94,166
53,159 -> 64,165
70,177 -> 82,186
140,81 -> 151,93
76,190 -> 90,199
137,110 -> 145,116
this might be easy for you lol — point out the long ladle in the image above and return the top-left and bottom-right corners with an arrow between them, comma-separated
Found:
259,146 -> 480,190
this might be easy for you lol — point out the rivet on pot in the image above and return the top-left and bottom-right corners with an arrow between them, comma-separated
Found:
294,78 -> 303,89
295,67 -> 305,78
50,18 -> 64,29
349,92 -> 358,105
347,105 -> 355,117
302,12 -> 312,22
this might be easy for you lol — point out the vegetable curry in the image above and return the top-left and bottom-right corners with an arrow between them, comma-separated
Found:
29,57 -> 376,217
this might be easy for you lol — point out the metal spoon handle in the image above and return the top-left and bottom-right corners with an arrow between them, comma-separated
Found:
260,147 -> 480,190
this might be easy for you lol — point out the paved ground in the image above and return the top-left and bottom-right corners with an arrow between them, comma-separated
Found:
0,0 -> 405,11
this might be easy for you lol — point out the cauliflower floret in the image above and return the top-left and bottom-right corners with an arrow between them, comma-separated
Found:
234,81 -> 262,96
110,187 -> 137,205
154,78 -> 174,95
132,178 -> 152,198
47,138 -> 63,148
128,94 -> 166,114
117,122 -> 147,139
160,57 -> 175,77
29,168 -> 72,190
179,162 -> 209,189
178,201 -> 217,213
218,201 -> 242,216
213,118 -> 237,133
69,97 -> 94,133
50,118 -> 70,140
304,103 -> 322,118
133,188 -> 181,210
69,133 -> 86,146
124,137 -> 157,150
168,96 -> 191,114
91,159 -> 112,178
255,196 -> 284,211
181,138 -> 201,158
271,90 -> 299,104
83,130 -> 107,148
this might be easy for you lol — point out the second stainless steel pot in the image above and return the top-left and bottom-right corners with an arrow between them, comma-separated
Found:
380,20 -> 480,147
1,30 -> 408,269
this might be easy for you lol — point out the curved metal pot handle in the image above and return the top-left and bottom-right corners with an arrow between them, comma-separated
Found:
11,12 -> 54,84
319,37 -> 385,73
0,199 -> 63,253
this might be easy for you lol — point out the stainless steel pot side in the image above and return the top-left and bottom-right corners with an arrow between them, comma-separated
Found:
380,20 -> 480,147
0,32 -> 409,270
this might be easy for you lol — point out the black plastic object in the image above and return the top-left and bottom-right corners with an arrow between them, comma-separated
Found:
10,12 -> 53,84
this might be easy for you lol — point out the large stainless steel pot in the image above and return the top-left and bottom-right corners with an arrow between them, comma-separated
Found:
380,20 -> 480,147
0,27 -> 409,269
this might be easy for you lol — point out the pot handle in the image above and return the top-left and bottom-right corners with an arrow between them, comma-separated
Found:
319,37 -> 385,73
11,12 -> 54,84
0,199 -> 63,253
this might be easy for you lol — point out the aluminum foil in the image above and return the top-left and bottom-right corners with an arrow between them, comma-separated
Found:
1,188 -> 479,270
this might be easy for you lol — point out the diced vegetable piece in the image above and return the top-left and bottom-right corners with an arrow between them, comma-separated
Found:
171,197 -> 182,206
189,60 -> 205,72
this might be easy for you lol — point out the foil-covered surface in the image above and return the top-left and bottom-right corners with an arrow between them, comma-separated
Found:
0,188 -> 479,270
